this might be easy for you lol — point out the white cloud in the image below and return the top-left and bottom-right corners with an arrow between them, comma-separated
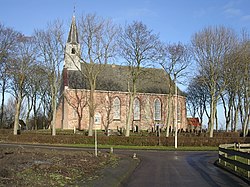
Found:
241,15 -> 250,22
223,8 -> 242,17
127,8 -> 157,19
222,0 -> 250,23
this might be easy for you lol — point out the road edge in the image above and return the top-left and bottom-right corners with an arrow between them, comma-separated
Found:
81,156 -> 140,187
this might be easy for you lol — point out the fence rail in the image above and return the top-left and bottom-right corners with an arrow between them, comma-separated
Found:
218,143 -> 250,180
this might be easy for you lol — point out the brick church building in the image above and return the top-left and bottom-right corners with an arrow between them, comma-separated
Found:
56,16 -> 187,132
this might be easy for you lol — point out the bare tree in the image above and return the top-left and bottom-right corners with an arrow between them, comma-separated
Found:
119,21 -> 162,137
24,64 -> 47,129
2,97 -> 16,128
0,23 -> 20,128
64,89 -> 87,130
238,32 -> 250,137
100,92 -> 115,134
160,42 -> 191,137
191,26 -> 237,137
8,35 -> 36,135
34,20 -> 64,135
73,14 -> 118,136
186,76 -> 210,130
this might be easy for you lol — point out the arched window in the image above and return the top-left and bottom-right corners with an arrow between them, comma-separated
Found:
154,98 -> 161,121
71,48 -> 76,54
73,109 -> 77,119
177,102 -> 181,122
113,97 -> 121,120
133,98 -> 140,120
94,113 -> 101,125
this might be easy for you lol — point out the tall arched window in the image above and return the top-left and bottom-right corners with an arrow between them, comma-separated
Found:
73,109 -> 77,119
113,97 -> 121,120
154,98 -> 161,121
133,98 -> 140,120
177,102 -> 181,122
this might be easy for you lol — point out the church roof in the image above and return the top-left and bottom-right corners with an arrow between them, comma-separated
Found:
66,63 -> 184,96
67,16 -> 79,44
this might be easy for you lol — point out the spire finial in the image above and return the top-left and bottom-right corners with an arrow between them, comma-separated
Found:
73,5 -> 76,16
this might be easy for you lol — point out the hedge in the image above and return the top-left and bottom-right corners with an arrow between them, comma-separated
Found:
0,132 -> 249,147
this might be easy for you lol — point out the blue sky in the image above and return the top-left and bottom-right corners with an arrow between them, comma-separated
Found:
1,0 -> 250,44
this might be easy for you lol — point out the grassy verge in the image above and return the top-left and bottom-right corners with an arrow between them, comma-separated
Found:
219,156 -> 249,178
61,144 -> 218,151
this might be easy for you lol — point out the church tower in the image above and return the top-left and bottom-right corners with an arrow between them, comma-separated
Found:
64,15 -> 81,71
59,15 -> 81,130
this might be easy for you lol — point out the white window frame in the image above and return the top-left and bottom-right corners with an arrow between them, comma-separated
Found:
177,102 -> 181,123
133,98 -> 140,120
154,98 -> 161,121
113,97 -> 121,120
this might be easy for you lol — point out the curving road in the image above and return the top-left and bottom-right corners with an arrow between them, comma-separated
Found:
120,150 -> 248,187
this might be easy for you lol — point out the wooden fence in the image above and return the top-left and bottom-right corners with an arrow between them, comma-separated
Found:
218,143 -> 250,180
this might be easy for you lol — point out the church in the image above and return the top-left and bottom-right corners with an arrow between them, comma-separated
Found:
55,16 -> 187,132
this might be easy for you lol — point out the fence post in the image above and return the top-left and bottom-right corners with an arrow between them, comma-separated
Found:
225,151 -> 227,167
248,151 -> 250,178
218,145 -> 221,164
234,143 -> 237,172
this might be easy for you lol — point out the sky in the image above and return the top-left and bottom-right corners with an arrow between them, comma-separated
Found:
1,0 -> 250,127
1,0 -> 250,44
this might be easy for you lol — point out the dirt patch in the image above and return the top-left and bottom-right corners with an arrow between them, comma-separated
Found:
0,146 -> 117,186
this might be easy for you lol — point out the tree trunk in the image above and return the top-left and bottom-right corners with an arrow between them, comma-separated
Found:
14,91 -> 22,135
215,109 -> 218,132
0,80 -> 6,128
125,93 -> 134,137
51,94 -> 57,136
25,97 -> 33,130
209,97 -> 216,137
243,116 -> 249,137
233,99 -> 240,131
165,96 -> 172,137
51,81 -> 57,136
88,85 -> 95,136
33,96 -> 37,130
242,101 -> 249,137
78,114 -> 82,130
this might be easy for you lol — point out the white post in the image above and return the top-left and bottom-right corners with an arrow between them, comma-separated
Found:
174,73 -> 178,149
95,128 -> 97,157
110,147 -> 113,154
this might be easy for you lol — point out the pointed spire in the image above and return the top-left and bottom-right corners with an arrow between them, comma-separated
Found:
67,15 -> 79,44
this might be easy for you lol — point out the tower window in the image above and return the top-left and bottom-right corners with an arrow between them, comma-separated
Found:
71,48 -> 76,54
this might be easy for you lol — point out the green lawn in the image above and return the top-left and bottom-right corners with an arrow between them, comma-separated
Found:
62,144 -> 218,151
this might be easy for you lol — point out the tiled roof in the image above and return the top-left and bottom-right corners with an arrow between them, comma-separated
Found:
67,63 -> 183,95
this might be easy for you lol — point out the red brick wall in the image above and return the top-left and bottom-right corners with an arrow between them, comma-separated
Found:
56,88 -> 187,131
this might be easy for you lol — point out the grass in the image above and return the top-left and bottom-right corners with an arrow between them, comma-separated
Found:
61,144 -> 218,151
220,156 -> 249,178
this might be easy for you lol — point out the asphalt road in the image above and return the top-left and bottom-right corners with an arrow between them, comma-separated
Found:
0,143 -> 248,187
119,150 -> 249,187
